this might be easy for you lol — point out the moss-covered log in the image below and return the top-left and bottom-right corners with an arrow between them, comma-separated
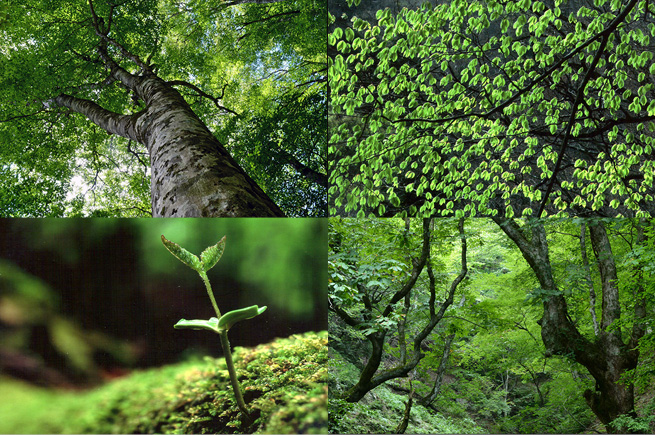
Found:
0,331 -> 327,434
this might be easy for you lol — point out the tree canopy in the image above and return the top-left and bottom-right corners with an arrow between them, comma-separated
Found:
329,0 -> 655,218
0,0 -> 326,216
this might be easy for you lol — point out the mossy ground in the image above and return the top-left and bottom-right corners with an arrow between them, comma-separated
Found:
0,331 -> 327,434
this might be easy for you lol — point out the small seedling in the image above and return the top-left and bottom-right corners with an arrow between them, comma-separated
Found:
161,235 -> 266,420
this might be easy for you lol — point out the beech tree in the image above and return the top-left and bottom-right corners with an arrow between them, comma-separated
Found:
493,218 -> 651,433
328,217 -> 468,403
0,0 -> 326,216
329,0 -> 655,218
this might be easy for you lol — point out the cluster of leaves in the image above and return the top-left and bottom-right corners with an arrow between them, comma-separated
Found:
225,89 -> 327,217
610,413 -> 655,434
329,0 -> 655,218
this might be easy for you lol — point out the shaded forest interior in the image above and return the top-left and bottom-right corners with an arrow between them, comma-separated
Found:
328,218 -> 655,434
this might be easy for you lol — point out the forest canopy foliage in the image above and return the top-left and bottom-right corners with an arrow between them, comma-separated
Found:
0,0 -> 326,216
329,0 -> 655,218
328,217 -> 655,434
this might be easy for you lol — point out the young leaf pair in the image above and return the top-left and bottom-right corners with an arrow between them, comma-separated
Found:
174,305 -> 268,333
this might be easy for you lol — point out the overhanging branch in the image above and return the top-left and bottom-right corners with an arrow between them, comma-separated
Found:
51,93 -> 141,141
538,0 -> 639,217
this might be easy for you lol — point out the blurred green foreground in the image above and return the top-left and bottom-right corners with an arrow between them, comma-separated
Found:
0,331 -> 327,434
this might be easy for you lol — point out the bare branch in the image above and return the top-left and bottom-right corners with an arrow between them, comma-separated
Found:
167,80 -> 240,116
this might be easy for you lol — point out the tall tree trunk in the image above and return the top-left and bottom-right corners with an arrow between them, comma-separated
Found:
579,223 -> 600,336
583,222 -> 638,432
133,76 -> 284,217
54,77 -> 284,217
50,11 -> 285,217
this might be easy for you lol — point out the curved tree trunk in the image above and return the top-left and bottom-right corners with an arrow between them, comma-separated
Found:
583,222 -> 639,432
332,219 -> 468,404
493,218 -> 646,434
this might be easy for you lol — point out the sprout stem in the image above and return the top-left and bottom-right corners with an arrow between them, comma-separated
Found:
199,271 -> 221,318
164,236 -> 256,423
199,271 -> 250,418
219,330 -> 251,419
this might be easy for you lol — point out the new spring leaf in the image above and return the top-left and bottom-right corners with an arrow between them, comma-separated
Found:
161,235 -> 203,271
200,235 -> 226,271
174,317 -> 220,333
217,305 -> 267,331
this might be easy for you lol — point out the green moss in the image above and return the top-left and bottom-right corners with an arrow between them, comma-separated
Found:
0,331 -> 327,434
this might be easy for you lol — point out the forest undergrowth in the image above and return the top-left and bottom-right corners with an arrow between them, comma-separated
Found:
329,324 -> 655,434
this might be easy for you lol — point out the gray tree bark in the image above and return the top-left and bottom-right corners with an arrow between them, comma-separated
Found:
49,6 -> 284,217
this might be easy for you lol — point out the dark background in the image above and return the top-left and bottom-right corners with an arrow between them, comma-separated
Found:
0,218 -> 326,387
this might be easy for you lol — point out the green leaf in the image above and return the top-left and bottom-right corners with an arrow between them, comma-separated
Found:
217,305 -> 267,331
174,317 -> 220,333
200,235 -> 226,271
161,235 -> 203,272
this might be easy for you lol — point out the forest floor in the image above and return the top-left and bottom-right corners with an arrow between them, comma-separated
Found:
329,345 -> 655,434
329,348 -> 485,434
0,331 -> 327,434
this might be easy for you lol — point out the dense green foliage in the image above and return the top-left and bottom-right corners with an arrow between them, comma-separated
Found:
328,218 -> 655,434
0,331 -> 328,434
0,0 -> 326,216
329,0 -> 655,218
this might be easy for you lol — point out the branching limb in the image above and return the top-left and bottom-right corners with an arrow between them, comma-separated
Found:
50,93 -> 141,141
274,147 -> 327,187
89,0 -> 152,74
126,139 -> 149,168
241,9 -> 300,27
167,80 -> 240,116
536,0 -> 639,216
60,75 -> 117,94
